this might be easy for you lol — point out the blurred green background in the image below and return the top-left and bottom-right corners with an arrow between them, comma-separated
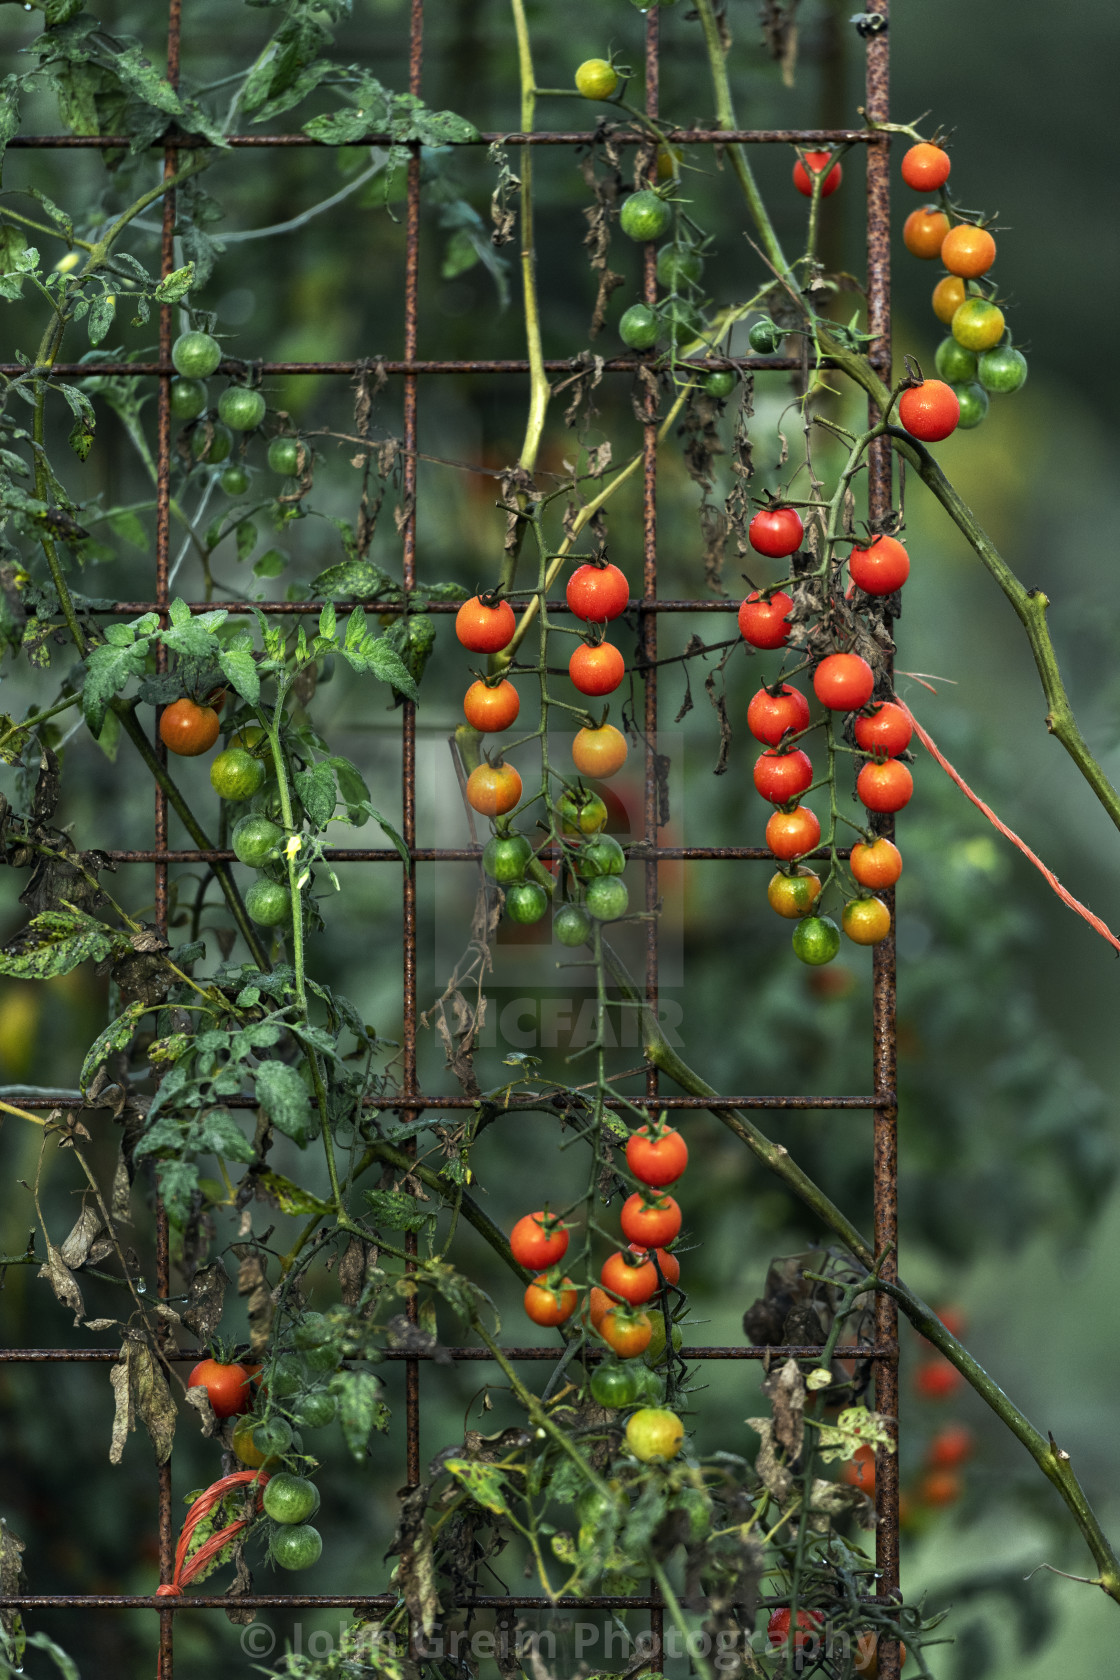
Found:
0,0 -> 1118,1673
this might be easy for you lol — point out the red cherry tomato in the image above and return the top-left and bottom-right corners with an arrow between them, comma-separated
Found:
569,641 -> 625,695
919,1468 -> 963,1507
898,380 -> 960,442
813,653 -> 874,711
625,1123 -> 688,1187
466,762 -> 522,816
463,679 -> 520,732
927,1424 -> 974,1469
523,1275 -> 578,1327
566,563 -> 630,622
766,805 -> 821,860
747,506 -> 804,557
840,1444 -> 876,1492
857,758 -> 913,813
901,141 -> 951,191
600,1249 -> 659,1306
848,536 -> 910,595
738,590 -> 793,650
792,152 -> 842,198
630,1243 -> 680,1286
914,1360 -> 963,1400
767,1607 -> 823,1650
747,684 -> 810,746
620,1192 -> 681,1248
188,1358 -> 256,1418
753,749 -> 813,805
853,701 -> 912,757
509,1211 -> 569,1270
456,595 -> 516,652
160,698 -> 221,758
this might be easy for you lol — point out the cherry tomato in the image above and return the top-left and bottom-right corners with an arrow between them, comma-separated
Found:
953,381 -> 987,427
455,595 -> 515,653
903,205 -> 950,259
850,836 -> 902,889
505,881 -> 549,924
940,223 -> 996,278
172,331 -> 221,379
523,1274 -> 578,1327
842,896 -> 892,946
572,723 -> 628,778
557,788 -> 608,836
601,1250 -> 659,1306
853,1633 -> 908,1678
792,914 -> 840,966
466,762 -> 522,816
575,58 -> 618,100
566,562 -> 629,622
625,1407 -> 684,1462
510,1211 -> 569,1270
586,876 -> 629,920
738,590 -> 793,650
841,1443 -> 876,1492
926,1424 -> 973,1469
901,141 -> 951,191
849,536 -> 910,596
935,336 -> 979,384
854,701 -> 912,756
626,1122 -> 688,1187
748,506 -> 804,558
218,386 -> 266,432
918,1468 -> 963,1506
747,683 -> 810,746
483,833 -> 532,882
767,867 -> 821,919
898,380 -> 960,442
160,698 -> 221,757
766,805 -> 821,860
914,1360 -> 963,1400
792,152 -> 842,197
767,1608 -> 823,1650
620,1191 -> 681,1247
813,653 -> 874,711
463,679 -> 520,732
570,641 -> 625,696
932,274 -> 967,325
188,1357 -> 255,1418
599,1307 -> 653,1359
951,297 -> 1005,352
620,189 -> 672,243
753,748 -> 813,805
589,1361 -> 639,1408
587,1285 -> 612,1330
632,1244 -> 680,1286
857,758 -> 913,813
977,344 -> 1028,394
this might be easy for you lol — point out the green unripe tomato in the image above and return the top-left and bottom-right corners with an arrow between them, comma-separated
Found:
590,1362 -> 639,1408
656,244 -> 703,290
952,380 -> 989,430
631,1364 -> 665,1405
792,914 -> 841,966
951,297 -> 1005,352
557,789 -> 608,837
554,903 -> 593,947
268,1355 -> 305,1399
644,1309 -> 684,1363
934,336 -> 978,384
619,304 -> 659,351
218,386 -> 267,432
977,344 -> 1028,393
585,876 -> 629,921
573,834 -> 626,878
252,1417 -> 293,1457
620,190 -> 672,243
232,814 -> 284,867
263,1473 -> 320,1525
245,878 -> 291,928
268,435 -> 303,475
748,317 -> 782,354
293,1312 -> 332,1350
505,881 -> 549,924
270,1523 -> 323,1571
220,464 -> 251,496
169,377 -> 207,421
291,1389 -> 337,1429
191,422 -> 232,464
574,58 -> 618,101
210,747 -> 265,801
172,331 -> 222,379
302,1340 -> 342,1374
483,833 -> 532,883
702,369 -> 736,398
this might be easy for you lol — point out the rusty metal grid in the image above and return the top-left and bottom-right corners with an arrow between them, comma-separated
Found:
0,0 -> 899,1672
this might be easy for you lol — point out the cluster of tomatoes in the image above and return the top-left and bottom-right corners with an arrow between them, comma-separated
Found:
169,329 -> 304,488
766,1606 -> 904,1677
737,507 -> 909,965
456,565 -> 633,930
899,141 -> 1027,432
511,1117 -> 689,1462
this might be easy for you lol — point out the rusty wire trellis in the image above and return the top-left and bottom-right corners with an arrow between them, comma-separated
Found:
0,0 -> 901,1673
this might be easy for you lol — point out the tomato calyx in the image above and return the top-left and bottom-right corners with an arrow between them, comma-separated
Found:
473,583 -> 510,612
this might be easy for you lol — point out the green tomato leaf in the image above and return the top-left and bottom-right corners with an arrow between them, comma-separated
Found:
79,999 -> 147,1091
80,636 -> 150,736
308,558 -> 399,601
294,761 -> 337,829
362,1188 -> 432,1234
86,291 -> 116,346
198,1107 -> 255,1165
152,261 -> 195,303
256,1170 -> 331,1217
253,1059 -> 313,1143
333,1369 -> 390,1461
0,73 -> 22,187
442,1459 -> 510,1515
56,382 -> 96,461
0,910 -> 125,980
217,642 -> 260,705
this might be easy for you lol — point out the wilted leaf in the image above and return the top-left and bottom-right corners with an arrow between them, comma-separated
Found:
442,1459 -> 510,1515
182,1261 -> 227,1344
57,1205 -> 103,1270
37,1242 -> 84,1324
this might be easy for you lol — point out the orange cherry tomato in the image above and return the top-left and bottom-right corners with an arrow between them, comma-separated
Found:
570,641 -> 625,696
572,723 -> 628,778
813,653 -> 874,712
926,1424 -> 973,1470
523,1274 -> 578,1327
918,1468 -> 963,1507
510,1211 -> 569,1270
792,151 -> 842,197
463,678 -> 520,732
625,1122 -> 688,1187
850,837 -> 902,890
620,1192 -> 681,1248
903,205 -> 950,259
455,595 -> 515,652
940,223 -> 996,278
636,1244 -> 680,1286
842,897 -> 892,946
931,274 -> 967,325
601,1249 -> 659,1305
898,380 -> 960,442
856,758 -> 913,813
840,1443 -> 876,1492
160,697 -> 221,757
766,804 -> 821,861
466,762 -> 522,816
587,1285 -> 612,1330
901,141 -> 951,191
600,1307 -> 653,1359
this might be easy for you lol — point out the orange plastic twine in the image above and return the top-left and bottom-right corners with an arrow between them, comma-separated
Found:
155,1469 -> 269,1673
898,699 -> 1120,956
